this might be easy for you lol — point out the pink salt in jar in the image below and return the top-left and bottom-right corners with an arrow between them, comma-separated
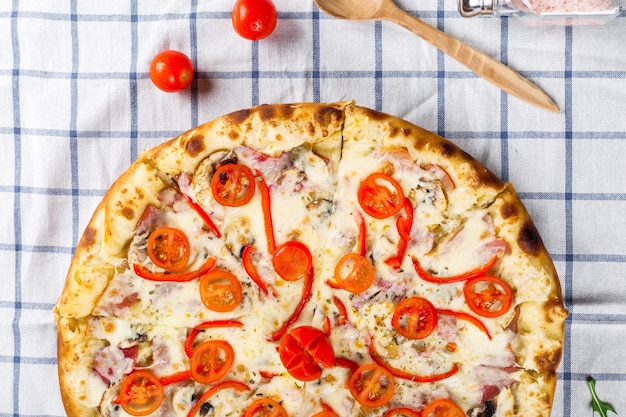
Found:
460,0 -> 622,24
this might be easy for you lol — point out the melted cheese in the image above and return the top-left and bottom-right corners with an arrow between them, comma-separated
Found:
88,144 -> 524,417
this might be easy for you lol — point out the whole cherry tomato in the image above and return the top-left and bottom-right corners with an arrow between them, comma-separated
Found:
391,296 -> 438,340
149,50 -> 194,92
116,370 -> 164,416
278,326 -> 335,381
190,340 -> 235,384
232,0 -> 277,41
147,227 -> 190,272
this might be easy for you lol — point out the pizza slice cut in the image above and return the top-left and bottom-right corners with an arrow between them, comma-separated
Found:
56,102 -> 351,417
311,104 -> 567,417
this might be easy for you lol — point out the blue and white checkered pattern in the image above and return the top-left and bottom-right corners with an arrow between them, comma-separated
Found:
1,0 -> 625,415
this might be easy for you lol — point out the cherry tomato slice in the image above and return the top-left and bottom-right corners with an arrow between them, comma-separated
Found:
243,398 -> 288,417
357,173 -> 405,219
198,269 -> 243,312
391,297 -> 438,340
348,363 -> 395,408
147,227 -> 190,272
211,163 -> 256,207
232,0 -> 278,41
190,340 -> 235,384
421,398 -> 466,417
149,50 -> 194,92
383,408 -> 422,417
278,326 -> 335,381
117,370 -> 164,416
272,240 -> 313,282
463,275 -> 513,318
333,253 -> 376,294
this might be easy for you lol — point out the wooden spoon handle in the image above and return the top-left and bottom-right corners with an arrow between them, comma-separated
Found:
385,5 -> 559,112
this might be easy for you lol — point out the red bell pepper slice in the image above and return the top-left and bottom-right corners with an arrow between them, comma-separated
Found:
180,192 -> 222,238
412,255 -> 498,284
255,170 -> 277,255
187,380 -> 250,417
184,319 -> 244,358
332,296 -> 348,327
242,245 -> 277,297
368,338 -> 458,383
133,255 -> 216,282
437,309 -> 492,340
267,268 -> 314,342
159,370 -> 192,386
385,199 -> 414,269
356,211 -> 367,257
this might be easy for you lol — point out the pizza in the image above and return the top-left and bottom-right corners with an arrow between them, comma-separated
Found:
54,102 -> 567,417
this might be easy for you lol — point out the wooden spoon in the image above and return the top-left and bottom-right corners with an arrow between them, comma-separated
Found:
313,0 -> 560,112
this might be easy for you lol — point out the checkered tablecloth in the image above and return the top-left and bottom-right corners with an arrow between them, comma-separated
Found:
1,1 -> 625,416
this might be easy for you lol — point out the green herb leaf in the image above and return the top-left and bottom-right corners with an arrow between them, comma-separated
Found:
588,377 -> 618,417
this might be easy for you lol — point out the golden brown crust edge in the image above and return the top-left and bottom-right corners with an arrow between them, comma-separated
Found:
144,101 -> 350,177
489,186 -> 567,417
58,318 -> 103,417
343,105 -> 507,212
54,161 -> 167,320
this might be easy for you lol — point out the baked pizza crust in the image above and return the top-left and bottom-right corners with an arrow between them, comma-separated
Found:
58,317 -> 105,417
54,162 -> 167,320
144,101 -> 348,177
55,102 -> 567,417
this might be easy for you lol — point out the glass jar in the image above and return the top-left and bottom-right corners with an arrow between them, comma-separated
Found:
459,0 -> 622,24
